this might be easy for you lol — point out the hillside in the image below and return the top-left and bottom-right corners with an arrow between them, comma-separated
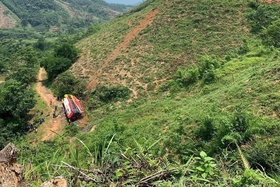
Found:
9,0 -> 280,186
71,0 -> 251,98
0,2 -> 17,28
0,0 -> 133,32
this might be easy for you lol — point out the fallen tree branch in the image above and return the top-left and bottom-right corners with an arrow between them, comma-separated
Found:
51,164 -> 103,174
61,161 -> 101,183
137,168 -> 178,185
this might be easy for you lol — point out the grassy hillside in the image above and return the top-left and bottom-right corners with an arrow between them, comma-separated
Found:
71,0 -> 251,98
16,0 -> 280,186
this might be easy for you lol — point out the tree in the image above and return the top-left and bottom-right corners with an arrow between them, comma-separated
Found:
0,77 -> 36,149
10,47 -> 39,68
54,43 -> 79,63
5,67 -> 37,85
0,79 -> 35,119
261,19 -> 280,47
53,71 -> 86,98
34,37 -> 50,51
21,19 -> 29,27
42,56 -> 72,80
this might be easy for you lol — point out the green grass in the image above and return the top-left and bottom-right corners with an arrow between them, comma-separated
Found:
79,40 -> 280,171
16,0 -> 280,186
73,0 -> 253,99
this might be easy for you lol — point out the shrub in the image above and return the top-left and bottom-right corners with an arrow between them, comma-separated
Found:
202,69 -> 217,84
52,71 -> 86,99
246,4 -> 280,34
98,85 -> 131,103
89,85 -> 131,109
175,67 -> 199,87
261,19 -> 280,47
196,116 -> 216,141
199,56 -> 220,84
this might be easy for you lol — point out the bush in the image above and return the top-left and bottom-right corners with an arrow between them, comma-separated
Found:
246,4 -> 280,34
202,70 -> 217,84
52,71 -> 86,99
88,85 -> 131,110
199,56 -> 220,84
196,116 -> 216,141
175,67 -> 199,87
261,19 -> 280,47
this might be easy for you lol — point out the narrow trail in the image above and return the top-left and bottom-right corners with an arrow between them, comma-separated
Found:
86,9 -> 159,90
36,68 -> 65,141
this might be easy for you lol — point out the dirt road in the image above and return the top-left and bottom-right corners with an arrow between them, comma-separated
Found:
36,68 -> 65,141
35,68 -> 88,140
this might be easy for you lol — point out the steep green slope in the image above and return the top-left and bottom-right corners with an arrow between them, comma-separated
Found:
16,0 -> 280,186
71,0 -> 252,98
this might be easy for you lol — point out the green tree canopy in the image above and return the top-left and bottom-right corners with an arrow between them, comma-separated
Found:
54,43 -> 79,63
42,56 -> 72,80
42,42 -> 79,80
53,71 -> 86,98
0,79 -> 36,119
10,47 -> 39,69
261,19 -> 280,47
5,67 -> 37,85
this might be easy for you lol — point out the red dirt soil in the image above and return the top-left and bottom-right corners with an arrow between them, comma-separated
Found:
36,68 -> 65,141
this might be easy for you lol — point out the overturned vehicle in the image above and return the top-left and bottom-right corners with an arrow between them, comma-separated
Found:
62,94 -> 83,121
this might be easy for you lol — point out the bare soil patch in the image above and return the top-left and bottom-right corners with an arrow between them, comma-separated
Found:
36,68 -> 66,141
0,5 -> 17,28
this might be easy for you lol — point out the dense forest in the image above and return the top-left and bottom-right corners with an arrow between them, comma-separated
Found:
0,0 -> 280,186
0,0 -> 132,32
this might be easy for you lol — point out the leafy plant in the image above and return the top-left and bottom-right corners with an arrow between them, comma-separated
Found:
190,151 -> 217,180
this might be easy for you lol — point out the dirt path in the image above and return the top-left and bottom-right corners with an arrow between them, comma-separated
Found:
35,68 -> 88,140
36,68 -> 65,141
86,9 -> 159,90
